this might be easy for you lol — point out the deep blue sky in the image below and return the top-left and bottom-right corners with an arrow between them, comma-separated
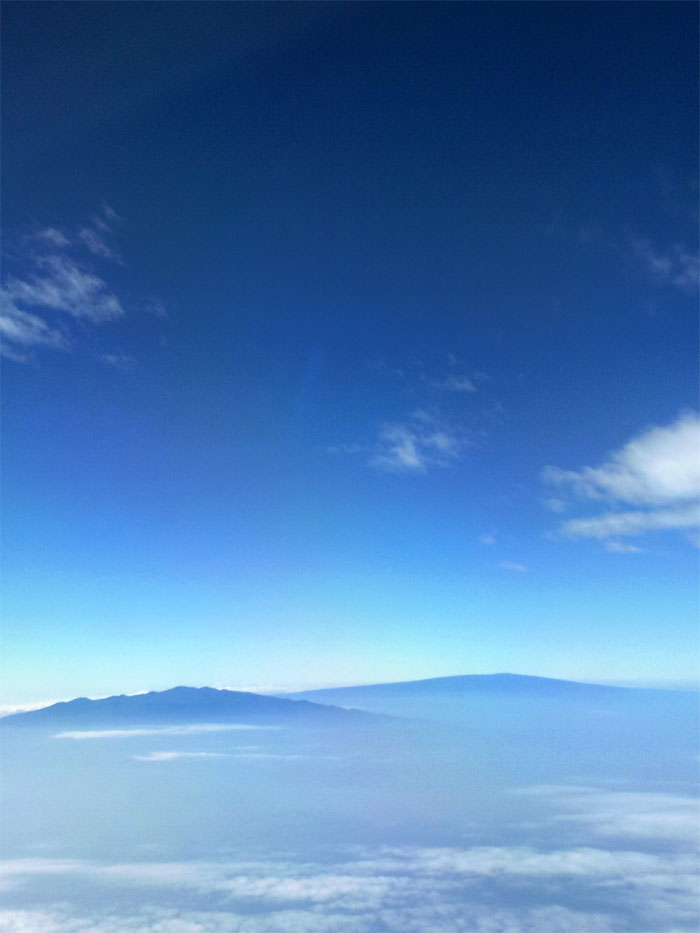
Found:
2,3 -> 698,706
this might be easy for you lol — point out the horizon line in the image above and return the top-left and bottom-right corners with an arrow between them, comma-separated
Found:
2,671 -> 698,717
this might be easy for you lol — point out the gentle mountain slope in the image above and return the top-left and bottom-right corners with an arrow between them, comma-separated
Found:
1,685 -> 377,728
282,671 -> 692,700
280,673 -> 697,724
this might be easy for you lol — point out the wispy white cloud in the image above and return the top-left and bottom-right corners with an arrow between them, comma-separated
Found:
32,227 -> 71,248
1,207 -> 163,363
5,256 -> 124,324
55,724 -> 275,740
326,442 -> 364,457
78,227 -> 122,264
76,204 -> 124,263
370,410 -> 467,474
542,497 -> 567,513
479,534 -> 495,545
99,352 -> 135,372
560,505 -> 699,541
573,222 -> 699,297
428,374 -> 477,393
332,408 -> 473,475
627,235 -> 699,294
499,561 -> 527,572
332,356 -> 491,475
604,540 -> 644,554
0,700 -> 66,718
143,297 -> 169,320
1,251 -> 123,362
543,412 -> 700,546
0,296 -> 68,358
134,751 -> 230,762
133,748 -> 312,762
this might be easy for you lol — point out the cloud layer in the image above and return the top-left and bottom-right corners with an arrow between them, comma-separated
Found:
1,784 -> 697,931
2,836 -> 697,932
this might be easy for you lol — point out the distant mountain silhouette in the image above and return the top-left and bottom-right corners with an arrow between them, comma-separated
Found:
282,672 -> 684,700
5,676 -> 694,733
1,686 -> 377,729
279,673 -> 697,725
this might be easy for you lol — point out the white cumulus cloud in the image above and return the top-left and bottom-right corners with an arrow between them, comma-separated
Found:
543,412 -> 700,547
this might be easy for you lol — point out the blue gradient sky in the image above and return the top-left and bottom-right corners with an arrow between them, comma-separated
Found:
1,3 -> 698,706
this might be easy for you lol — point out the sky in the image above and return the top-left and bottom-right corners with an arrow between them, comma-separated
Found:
1,2 -> 698,707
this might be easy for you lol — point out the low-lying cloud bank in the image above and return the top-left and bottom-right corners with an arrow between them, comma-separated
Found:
2,833 -> 698,931
2,783 -> 697,931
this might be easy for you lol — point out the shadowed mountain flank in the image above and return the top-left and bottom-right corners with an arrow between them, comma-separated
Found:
1,686 -> 378,728
282,671 -> 695,700
279,673 -> 697,727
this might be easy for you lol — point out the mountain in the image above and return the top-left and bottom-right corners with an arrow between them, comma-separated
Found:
280,671 -> 694,702
1,685 -> 377,729
279,673 -> 697,725
283,672 -> 636,699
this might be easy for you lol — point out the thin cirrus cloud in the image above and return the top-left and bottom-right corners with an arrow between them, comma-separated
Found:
32,227 -> 71,248
0,302 -> 68,360
77,206 -> 124,263
134,750 -> 310,762
604,540 -> 644,554
499,561 -> 528,572
626,234 -> 699,294
542,411 -> 700,548
78,227 -> 122,264
5,256 -> 125,325
133,751 -> 230,762
0,205 -> 161,363
98,352 -> 136,372
328,357 -> 489,475
427,374 -> 477,393
330,409 -> 469,474
54,724 -> 275,740
369,410 -> 468,474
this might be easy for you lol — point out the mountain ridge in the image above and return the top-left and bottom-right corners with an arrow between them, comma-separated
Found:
278,671 -> 696,700
275,673 -> 698,725
0,685 -> 378,728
